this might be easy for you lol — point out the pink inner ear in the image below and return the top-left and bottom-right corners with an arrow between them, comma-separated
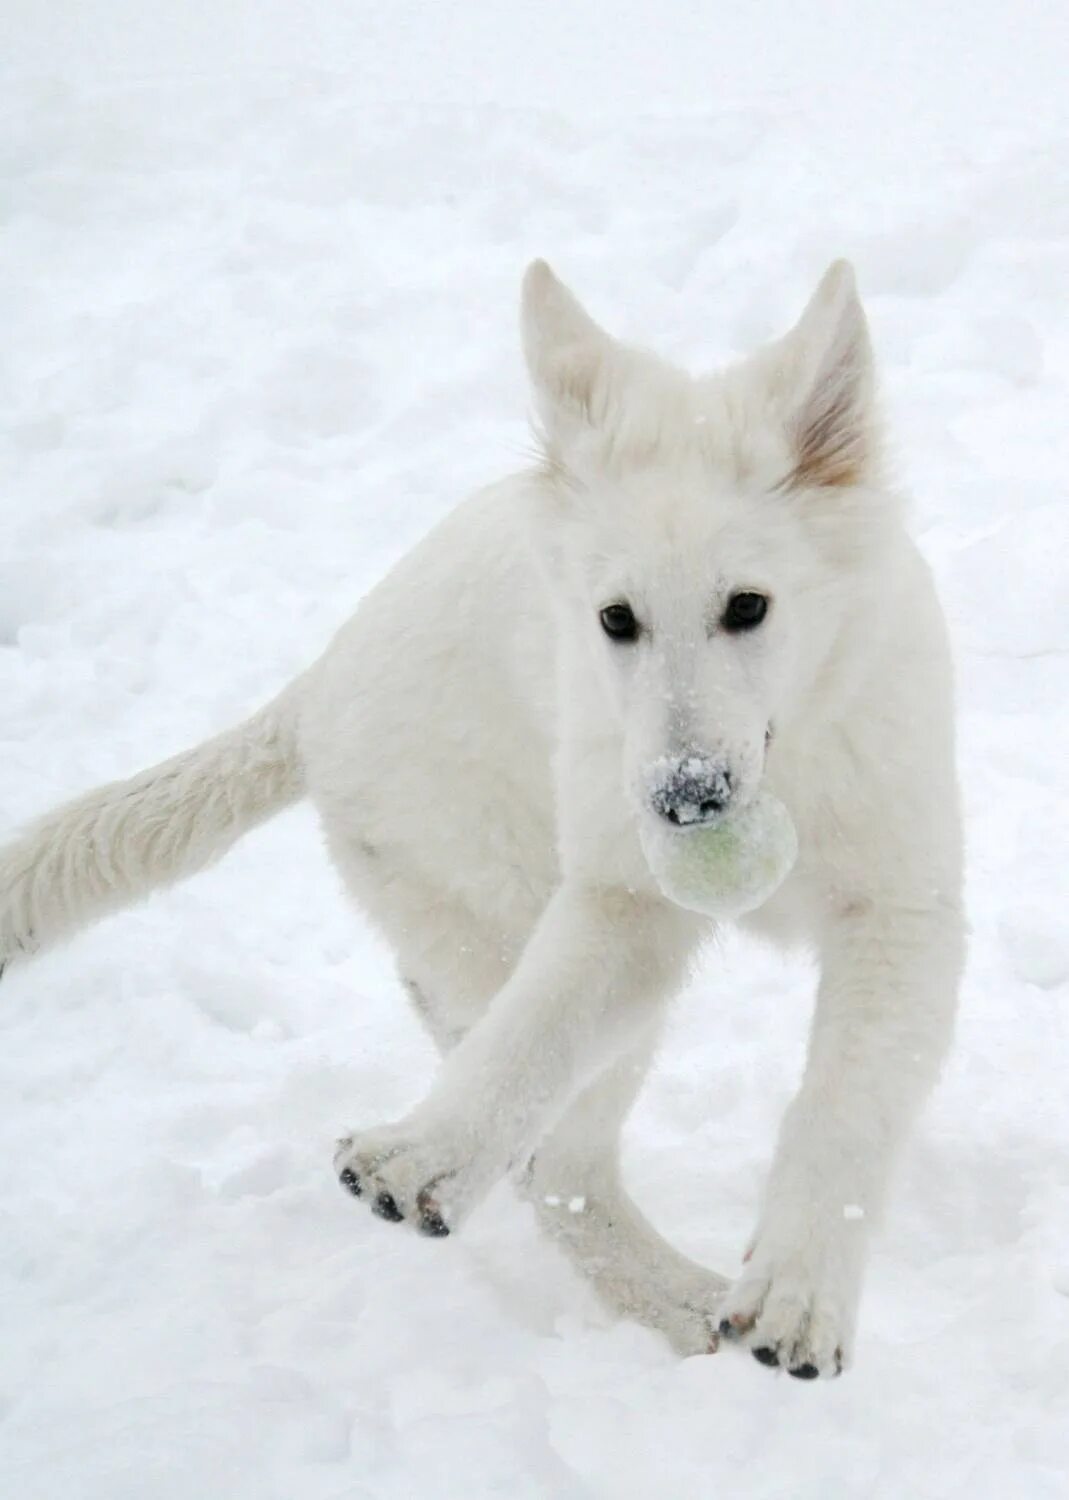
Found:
784,330 -> 874,491
791,385 -> 866,489
550,344 -> 609,424
783,271 -> 873,491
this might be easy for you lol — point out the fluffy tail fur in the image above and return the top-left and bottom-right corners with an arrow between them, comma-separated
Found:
0,685 -> 304,969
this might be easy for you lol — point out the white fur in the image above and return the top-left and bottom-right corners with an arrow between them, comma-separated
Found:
0,261 -> 964,1377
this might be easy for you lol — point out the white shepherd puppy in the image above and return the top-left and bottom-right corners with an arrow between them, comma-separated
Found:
0,261 -> 964,1379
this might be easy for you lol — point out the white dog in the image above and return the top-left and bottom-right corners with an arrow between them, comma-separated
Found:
0,261 -> 964,1378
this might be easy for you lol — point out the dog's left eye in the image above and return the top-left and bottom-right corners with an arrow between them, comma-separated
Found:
722,592 -> 769,632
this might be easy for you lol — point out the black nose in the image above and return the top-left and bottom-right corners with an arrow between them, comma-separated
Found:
649,757 -> 733,826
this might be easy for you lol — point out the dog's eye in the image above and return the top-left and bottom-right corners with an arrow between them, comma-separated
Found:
722,592 -> 769,632
599,603 -> 640,642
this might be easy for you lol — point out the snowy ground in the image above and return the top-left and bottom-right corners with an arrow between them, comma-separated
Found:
2,4 -> 1068,1497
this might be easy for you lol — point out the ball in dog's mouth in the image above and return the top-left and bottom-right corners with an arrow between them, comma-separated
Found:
640,790 -> 798,919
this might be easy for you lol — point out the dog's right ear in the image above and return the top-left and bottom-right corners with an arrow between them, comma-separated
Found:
521,261 -> 618,459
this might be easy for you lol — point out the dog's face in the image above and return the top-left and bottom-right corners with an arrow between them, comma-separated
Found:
523,260 -> 894,831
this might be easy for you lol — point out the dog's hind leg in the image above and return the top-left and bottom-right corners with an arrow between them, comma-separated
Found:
517,1037 -> 727,1356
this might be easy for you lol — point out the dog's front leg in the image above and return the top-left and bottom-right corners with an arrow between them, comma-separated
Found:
719,900 -> 965,1378
335,884 -> 697,1236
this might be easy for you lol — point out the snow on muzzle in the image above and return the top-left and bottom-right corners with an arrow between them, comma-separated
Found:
645,753 -> 735,827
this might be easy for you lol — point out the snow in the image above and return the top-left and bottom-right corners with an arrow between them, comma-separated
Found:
2,3 -> 1068,1496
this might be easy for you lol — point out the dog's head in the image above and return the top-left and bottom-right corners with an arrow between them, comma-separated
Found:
522,260 -> 898,831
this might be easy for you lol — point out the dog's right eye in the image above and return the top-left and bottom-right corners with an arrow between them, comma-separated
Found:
599,603 -> 640,642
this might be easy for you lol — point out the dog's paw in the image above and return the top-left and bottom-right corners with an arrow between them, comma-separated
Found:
333,1119 -> 499,1237
716,1244 -> 855,1380
659,1298 -> 725,1357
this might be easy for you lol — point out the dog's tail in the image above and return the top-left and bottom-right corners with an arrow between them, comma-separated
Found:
0,683 -> 305,971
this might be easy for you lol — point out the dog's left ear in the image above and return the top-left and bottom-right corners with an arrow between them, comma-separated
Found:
777,261 -> 878,490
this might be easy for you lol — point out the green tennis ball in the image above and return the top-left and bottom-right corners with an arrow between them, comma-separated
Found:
640,791 -> 798,919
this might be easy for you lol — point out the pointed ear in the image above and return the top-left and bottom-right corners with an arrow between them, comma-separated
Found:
779,261 -> 878,490
521,260 -> 619,455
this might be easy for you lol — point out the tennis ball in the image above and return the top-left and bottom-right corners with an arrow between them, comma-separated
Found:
640,791 -> 798,919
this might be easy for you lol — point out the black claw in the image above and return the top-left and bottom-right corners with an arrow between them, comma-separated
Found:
418,1211 -> 450,1238
788,1363 -> 820,1381
373,1191 -> 404,1222
752,1346 -> 780,1368
339,1167 -> 362,1198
